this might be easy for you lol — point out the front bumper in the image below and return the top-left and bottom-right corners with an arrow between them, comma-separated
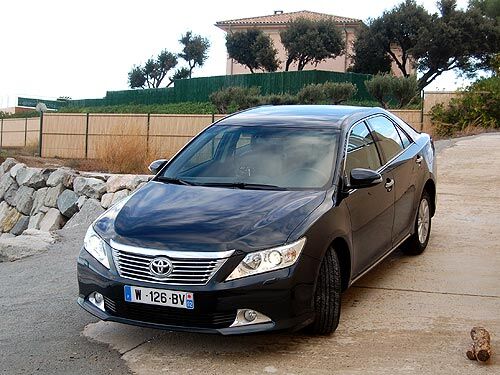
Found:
77,248 -> 319,335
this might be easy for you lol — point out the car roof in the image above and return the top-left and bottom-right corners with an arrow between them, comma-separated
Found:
215,105 -> 383,129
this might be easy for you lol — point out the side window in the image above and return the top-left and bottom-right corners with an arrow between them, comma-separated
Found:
396,126 -> 411,148
345,122 -> 382,178
367,116 -> 404,161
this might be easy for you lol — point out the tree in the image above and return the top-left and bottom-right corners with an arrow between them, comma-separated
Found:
178,31 -> 210,78
226,29 -> 279,73
468,0 -> 500,74
280,17 -> 344,71
349,25 -> 392,75
128,50 -> 178,89
358,0 -> 500,91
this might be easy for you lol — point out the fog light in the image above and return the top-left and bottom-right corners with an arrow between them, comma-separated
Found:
244,309 -> 257,322
94,292 -> 103,304
230,309 -> 272,327
89,292 -> 105,312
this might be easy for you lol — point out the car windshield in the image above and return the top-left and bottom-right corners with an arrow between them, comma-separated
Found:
161,125 -> 339,189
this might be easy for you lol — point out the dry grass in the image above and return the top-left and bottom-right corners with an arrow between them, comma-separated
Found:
432,124 -> 498,140
24,138 -> 39,156
92,136 -> 159,174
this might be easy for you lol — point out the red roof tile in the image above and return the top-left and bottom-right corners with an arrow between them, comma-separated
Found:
216,10 -> 362,27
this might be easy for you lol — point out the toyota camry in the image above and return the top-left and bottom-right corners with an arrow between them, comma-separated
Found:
77,105 -> 436,335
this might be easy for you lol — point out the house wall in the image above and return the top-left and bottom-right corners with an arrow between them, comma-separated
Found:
225,25 -> 358,75
223,25 -> 415,77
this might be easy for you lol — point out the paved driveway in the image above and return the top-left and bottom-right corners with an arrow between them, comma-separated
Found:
1,134 -> 499,374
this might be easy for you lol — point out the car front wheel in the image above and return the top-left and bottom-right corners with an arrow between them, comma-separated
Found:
309,246 -> 341,335
402,191 -> 432,255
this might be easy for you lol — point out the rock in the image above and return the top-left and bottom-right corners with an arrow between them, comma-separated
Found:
76,196 -> 87,209
111,189 -> 129,205
128,175 -> 151,190
64,198 -> 104,230
80,172 -> 108,181
28,212 -> 45,230
30,187 -> 48,215
0,229 -> 57,262
14,186 -> 35,215
0,201 -> 10,224
10,215 -> 29,235
44,183 -> 65,208
106,175 -> 136,193
39,206 -> 50,213
16,167 -> 46,189
0,173 -> 16,199
39,208 -> 65,231
0,158 -> 18,174
100,192 -> 114,209
57,189 -> 79,218
9,163 -> 26,178
73,177 -> 106,199
1,233 -> 15,239
0,207 -> 22,233
136,181 -> 148,190
47,168 -> 76,188
4,182 -> 19,206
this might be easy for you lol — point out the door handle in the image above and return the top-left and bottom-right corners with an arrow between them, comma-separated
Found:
415,155 -> 423,165
385,178 -> 394,191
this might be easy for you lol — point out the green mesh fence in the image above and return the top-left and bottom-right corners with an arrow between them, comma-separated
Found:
66,70 -> 373,108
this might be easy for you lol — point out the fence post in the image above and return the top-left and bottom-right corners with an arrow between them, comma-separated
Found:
146,113 -> 150,155
24,118 -> 28,147
211,113 -> 215,123
420,91 -> 425,131
38,112 -> 44,157
85,113 -> 90,158
0,118 -> 3,149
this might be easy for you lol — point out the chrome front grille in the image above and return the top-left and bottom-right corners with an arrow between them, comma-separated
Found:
111,248 -> 228,286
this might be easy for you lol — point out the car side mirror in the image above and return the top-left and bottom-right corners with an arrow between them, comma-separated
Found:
148,159 -> 168,175
348,168 -> 383,189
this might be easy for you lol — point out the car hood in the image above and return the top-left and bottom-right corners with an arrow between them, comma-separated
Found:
94,181 -> 325,252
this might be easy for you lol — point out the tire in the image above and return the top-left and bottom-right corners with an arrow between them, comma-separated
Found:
309,247 -> 341,335
401,191 -> 432,255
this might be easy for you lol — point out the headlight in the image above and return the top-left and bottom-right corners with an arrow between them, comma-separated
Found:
84,226 -> 110,269
225,238 -> 306,281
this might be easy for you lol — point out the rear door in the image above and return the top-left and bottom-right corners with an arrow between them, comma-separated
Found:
366,116 -> 418,246
343,121 -> 395,276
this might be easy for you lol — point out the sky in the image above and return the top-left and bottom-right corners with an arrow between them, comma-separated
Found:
0,0 -> 470,107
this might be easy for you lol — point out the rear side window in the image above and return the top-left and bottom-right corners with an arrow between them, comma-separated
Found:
396,126 -> 411,148
345,122 -> 382,178
367,116 -> 404,161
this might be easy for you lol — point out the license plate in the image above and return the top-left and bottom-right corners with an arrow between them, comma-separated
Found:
124,285 -> 194,309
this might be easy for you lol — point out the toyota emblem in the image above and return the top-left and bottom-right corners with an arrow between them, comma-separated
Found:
149,257 -> 173,278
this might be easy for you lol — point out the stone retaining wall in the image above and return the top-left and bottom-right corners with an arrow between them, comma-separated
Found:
0,158 -> 151,237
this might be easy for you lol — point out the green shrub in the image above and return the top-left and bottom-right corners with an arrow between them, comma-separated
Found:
209,86 -> 261,113
0,110 -> 40,119
365,74 -> 418,109
365,74 -> 394,108
430,76 -> 500,136
391,76 -> 418,108
59,102 -> 217,114
297,84 -> 326,104
260,94 -> 298,105
322,82 -> 357,104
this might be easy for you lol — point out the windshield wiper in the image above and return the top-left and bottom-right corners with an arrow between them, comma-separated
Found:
156,176 -> 197,186
196,182 -> 287,190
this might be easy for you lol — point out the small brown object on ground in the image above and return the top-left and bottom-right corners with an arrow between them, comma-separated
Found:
467,327 -> 492,362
